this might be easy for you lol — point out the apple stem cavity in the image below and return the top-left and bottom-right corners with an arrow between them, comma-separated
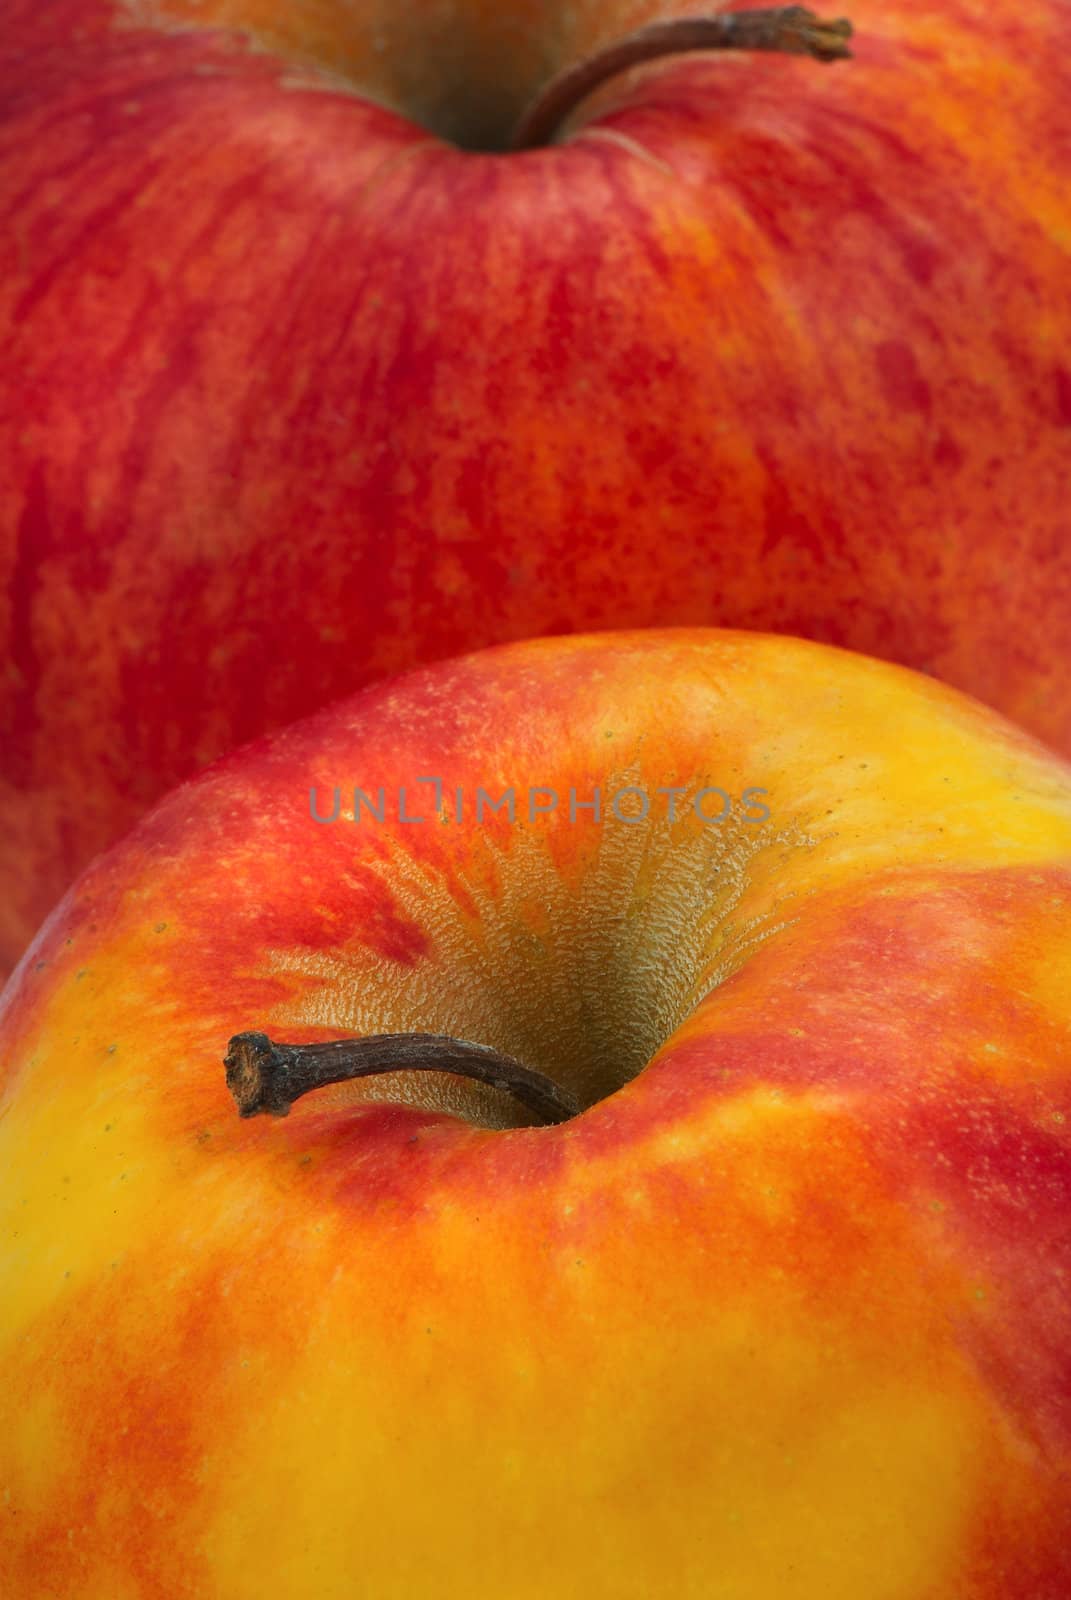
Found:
509,6 -> 853,151
224,1031 -> 581,1126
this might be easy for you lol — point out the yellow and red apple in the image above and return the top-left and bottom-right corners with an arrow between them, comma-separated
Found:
2,0 -> 1070,975
2,628 -> 1070,1598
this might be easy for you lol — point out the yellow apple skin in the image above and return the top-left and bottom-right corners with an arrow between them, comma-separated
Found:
1,628 -> 1070,1599
4,0 -> 1071,977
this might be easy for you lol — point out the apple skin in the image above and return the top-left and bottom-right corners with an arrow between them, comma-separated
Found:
2,1 -> 1070,972
1,627 -> 1070,1599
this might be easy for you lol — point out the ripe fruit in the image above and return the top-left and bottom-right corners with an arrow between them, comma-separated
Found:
3,1 -> 1069,975
2,628 -> 1069,1598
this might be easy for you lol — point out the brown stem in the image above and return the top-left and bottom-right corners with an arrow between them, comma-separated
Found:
224,1030 -> 580,1126
509,6 -> 853,151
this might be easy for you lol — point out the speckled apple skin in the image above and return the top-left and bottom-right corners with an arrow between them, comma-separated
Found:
1,628 -> 1070,1599
2,0 -> 1071,974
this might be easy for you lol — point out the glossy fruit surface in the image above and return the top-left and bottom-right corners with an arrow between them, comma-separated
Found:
2,0 -> 1069,974
2,628 -> 1070,1598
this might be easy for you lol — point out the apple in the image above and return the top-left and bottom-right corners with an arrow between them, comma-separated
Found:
2,0 -> 1070,982
1,626 -> 1070,1599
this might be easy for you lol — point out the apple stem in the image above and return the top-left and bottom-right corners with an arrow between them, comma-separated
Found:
224,1030 -> 580,1126
509,6 -> 853,151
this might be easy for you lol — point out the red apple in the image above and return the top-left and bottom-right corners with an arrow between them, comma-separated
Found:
2,1 -> 1070,979
1,628 -> 1070,1597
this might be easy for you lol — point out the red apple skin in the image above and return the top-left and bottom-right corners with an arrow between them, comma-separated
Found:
1,629 -> 1070,1599
2,1 -> 1070,978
